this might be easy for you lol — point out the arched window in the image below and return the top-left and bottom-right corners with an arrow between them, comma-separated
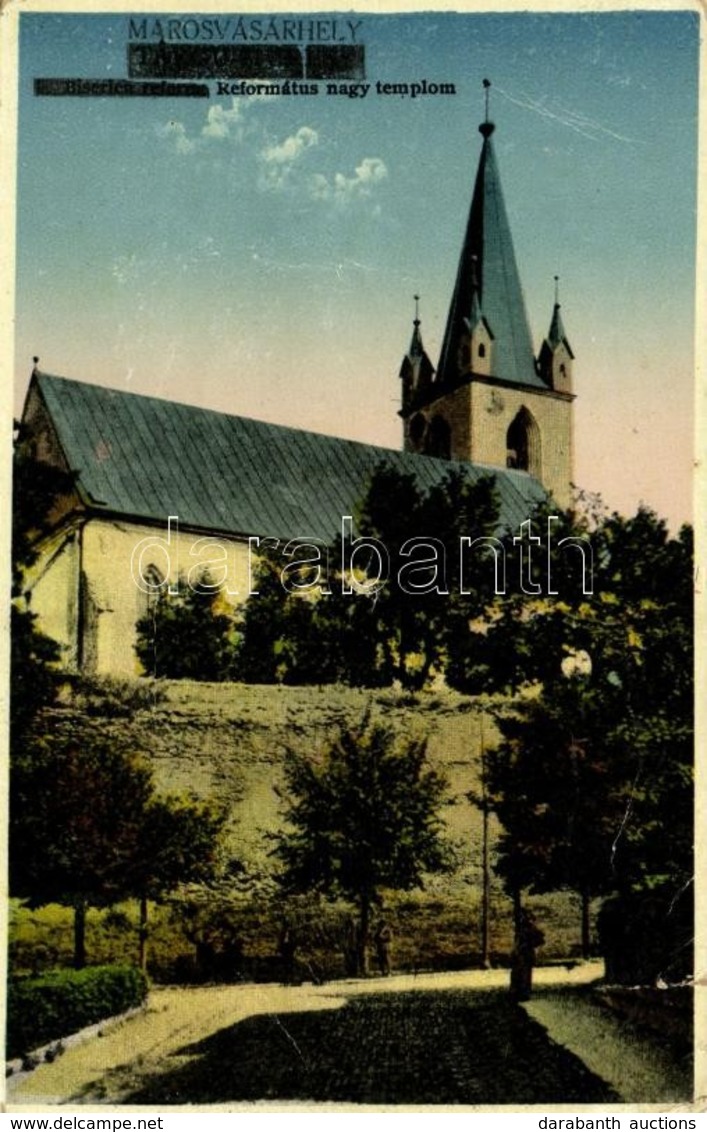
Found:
425,416 -> 451,460
141,562 -> 165,619
506,407 -> 541,478
478,343 -> 486,359
409,413 -> 426,446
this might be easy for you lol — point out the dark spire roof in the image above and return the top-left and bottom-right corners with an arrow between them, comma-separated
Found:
436,118 -> 544,389
400,296 -> 435,406
546,302 -> 574,358
408,293 -> 427,358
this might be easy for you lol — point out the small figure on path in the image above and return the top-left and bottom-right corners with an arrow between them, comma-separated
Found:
343,914 -> 359,977
510,907 -> 544,1002
374,918 -> 393,976
221,929 -> 244,982
278,918 -> 298,985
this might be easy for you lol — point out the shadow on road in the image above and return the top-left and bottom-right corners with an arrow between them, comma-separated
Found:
125,989 -> 620,1106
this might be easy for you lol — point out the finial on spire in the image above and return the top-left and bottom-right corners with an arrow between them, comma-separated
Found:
480,78 -> 495,138
401,292 -> 434,389
554,274 -> 560,306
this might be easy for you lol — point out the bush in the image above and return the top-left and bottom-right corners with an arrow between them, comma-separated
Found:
7,964 -> 148,1058
75,677 -> 166,717
597,889 -> 693,986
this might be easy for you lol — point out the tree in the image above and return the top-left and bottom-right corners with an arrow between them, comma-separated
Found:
10,731 -> 225,969
234,462 -> 501,690
231,552 -> 285,682
11,442 -> 76,740
10,736 -> 154,968
487,685 -> 621,958
445,499 -> 596,695
10,604 -> 61,743
351,464 -> 499,689
135,571 -> 236,680
483,505 -> 693,979
130,796 -> 225,970
274,712 -> 452,974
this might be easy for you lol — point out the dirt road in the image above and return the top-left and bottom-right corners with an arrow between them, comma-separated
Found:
6,963 -> 690,1108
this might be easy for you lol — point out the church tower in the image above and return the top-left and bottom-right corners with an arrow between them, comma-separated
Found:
400,84 -> 575,510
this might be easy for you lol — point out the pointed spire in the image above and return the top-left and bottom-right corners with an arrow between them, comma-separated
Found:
409,293 -> 425,356
400,294 -> 434,408
538,276 -> 574,390
546,277 -> 574,355
436,83 -> 541,390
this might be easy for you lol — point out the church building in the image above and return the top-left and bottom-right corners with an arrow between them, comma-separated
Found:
17,101 -> 574,677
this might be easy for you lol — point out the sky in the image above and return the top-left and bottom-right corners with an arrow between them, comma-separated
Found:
10,5 -> 700,530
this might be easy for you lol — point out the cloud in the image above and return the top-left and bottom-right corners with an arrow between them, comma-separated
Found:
158,97 -> 251,155
261,125 -> 318,165
258,126 -> 319,191
309,156 -> 388,205
157,105 -> 388,212
202,98 -> 245,140
157,120 -> 196,155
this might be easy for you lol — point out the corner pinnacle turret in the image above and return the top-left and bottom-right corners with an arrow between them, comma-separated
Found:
538,276 -> 574,392
400,294 -> 434,412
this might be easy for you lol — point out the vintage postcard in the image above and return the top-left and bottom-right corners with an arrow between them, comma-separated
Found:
2,0 -> 703,1115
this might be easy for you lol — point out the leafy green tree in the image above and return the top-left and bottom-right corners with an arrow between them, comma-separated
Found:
448,500 -> 692,697
274,712 -> 452,974
11,442 -> 76,740
12,428 -> 78,588
351,465 -> 499,689
487,685 -> 622,958
484,506 -> 693,978
130,797 -> 225,971
10,731 -> 225,969
235,462 -> 500,690
136,571 -> 236,680
10,605 -> 61,743
10,736 -> 154,968
232,552 -> 310,683
445,500 -> 596,694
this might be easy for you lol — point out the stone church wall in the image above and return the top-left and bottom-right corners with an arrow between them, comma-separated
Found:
29,516 -> 254,677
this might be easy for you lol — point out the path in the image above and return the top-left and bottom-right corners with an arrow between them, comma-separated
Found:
6,962 -> 684,1108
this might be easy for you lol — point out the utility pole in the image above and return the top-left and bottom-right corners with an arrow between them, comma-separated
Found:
480,718 -> 491,969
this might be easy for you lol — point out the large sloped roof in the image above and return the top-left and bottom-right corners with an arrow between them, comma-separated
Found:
436,123 -> 545,390
29,371 -> 547,542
